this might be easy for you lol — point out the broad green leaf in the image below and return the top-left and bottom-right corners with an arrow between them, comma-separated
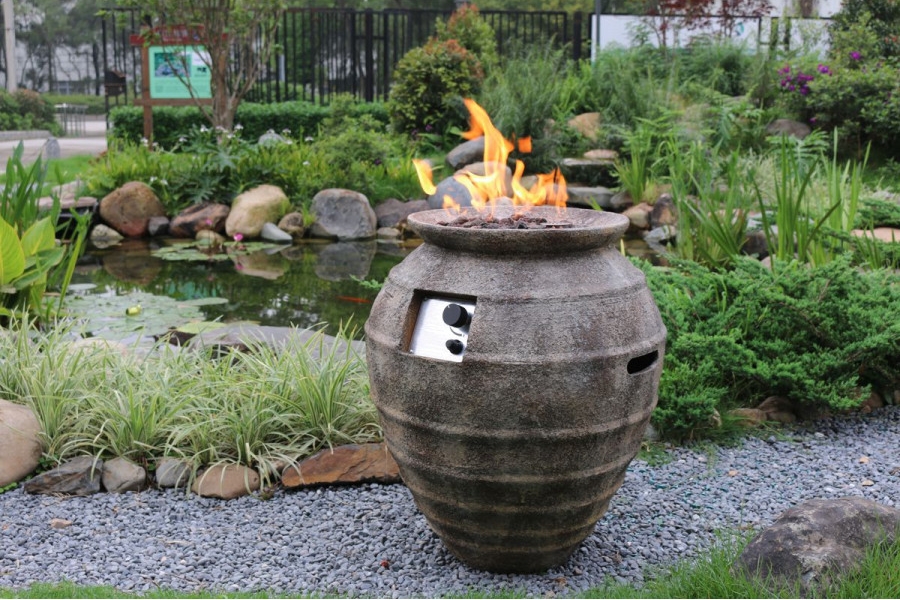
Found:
20,217 -> 56,257
0,217 -> 25,285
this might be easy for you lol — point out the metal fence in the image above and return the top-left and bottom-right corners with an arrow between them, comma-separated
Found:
101,7 -> 588,109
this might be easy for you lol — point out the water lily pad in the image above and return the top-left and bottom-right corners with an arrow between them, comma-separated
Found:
67,283 -> 97,293
175,321 -> 228,335
152,241 -> 283,262
179,297 -> 230,306
65,290 -> 209,340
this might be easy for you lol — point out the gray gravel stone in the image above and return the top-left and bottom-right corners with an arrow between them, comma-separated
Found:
0,407 -> 898,596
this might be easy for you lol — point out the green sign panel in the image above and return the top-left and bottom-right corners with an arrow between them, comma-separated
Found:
149,45 -> 212,100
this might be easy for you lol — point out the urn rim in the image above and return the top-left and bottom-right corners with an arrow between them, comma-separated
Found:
406,206 -> 629,254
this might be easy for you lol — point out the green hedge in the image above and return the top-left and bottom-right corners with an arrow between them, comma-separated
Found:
109,101 -> 390,148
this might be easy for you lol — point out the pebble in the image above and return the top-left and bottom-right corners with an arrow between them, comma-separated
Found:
0,407 -> 898,596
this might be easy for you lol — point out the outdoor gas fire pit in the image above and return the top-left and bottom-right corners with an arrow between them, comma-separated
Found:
364,101 -> 666,573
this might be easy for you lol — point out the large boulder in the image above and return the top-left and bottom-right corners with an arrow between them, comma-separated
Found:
427,163 -> 513,210
0,399 -> 42,487
101,457 -> 147,493
446,136 -> 485,170
567,112 -> 602,142
765,118 -> 811,140
169,203 -> 230,238
99,182 -> 167,237
309,189 -> 377,240
733,497 -> 900,595
225,185 -> 290,239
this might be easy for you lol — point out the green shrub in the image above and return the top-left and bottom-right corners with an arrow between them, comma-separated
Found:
639,256 -> 900,439
831,0 -> 900,60
433,4 -> 499,73
0,90 -> 60,134
387,38 -> 484,136
109,101 -> 389,149
42,93 -> 108,115
676,39 -> 754,98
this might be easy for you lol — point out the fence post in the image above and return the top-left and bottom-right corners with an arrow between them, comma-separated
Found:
364,9 -> 375,102
573,12 -> 583,61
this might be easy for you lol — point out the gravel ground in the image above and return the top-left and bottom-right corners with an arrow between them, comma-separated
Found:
1,406 -> 898,598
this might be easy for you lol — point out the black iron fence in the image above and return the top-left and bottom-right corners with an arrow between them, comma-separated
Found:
101,7 -> 588,110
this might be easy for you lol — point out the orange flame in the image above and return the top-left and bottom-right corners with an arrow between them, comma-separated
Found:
414,99 -> 568,215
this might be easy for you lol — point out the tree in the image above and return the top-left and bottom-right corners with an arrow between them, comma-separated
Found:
119,0 -> 287,132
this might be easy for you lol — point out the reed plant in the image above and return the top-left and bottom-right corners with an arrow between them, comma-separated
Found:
0,319 -> 379,483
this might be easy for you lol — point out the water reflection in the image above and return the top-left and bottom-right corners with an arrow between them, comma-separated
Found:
72,239 -> 410,338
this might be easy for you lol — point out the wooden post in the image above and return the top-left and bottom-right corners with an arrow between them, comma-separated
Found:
140,44 -> 153,144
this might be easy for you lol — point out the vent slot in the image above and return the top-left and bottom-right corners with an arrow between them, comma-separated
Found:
627,350 -> 659,375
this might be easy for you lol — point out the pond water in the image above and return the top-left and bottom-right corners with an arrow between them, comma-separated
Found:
66,235 -> 661,342
68,237 -> 414,340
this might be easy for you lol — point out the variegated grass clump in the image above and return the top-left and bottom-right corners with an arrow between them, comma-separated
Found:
0,319 -> 380,485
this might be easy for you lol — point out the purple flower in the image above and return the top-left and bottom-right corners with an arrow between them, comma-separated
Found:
233,233 -> 244,242
810,116 -> 818,124
850,51 -> 862,61
817,64 -> 831,74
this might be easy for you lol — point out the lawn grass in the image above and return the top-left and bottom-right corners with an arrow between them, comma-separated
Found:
2,532 -> 898,598
0,154 -> 96,195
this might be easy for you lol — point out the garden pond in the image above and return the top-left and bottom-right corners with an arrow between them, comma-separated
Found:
63,234 -> 662,342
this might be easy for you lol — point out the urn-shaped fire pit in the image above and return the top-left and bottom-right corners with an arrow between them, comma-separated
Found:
365,204 -> 666,573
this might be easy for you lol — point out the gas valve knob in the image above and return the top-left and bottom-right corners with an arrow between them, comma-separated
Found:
442,303 -> 470,328
445,339 -> 465,355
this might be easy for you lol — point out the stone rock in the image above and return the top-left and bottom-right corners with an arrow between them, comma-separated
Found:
147,216 -> 170,237
729,407 -> 768,427
169,203 -> 230,238
314,240 -> 377,281
155,457 -> 192,488
282,443 -> 401,488
428,176 -> 474,210
860,391 -> 885,413
644,225 -> 676,249
650,194 -> 677,228
89,223 -> 124,248
42,136 -> 61,160
851,227 -> 900,244
225,185 -> 290,239
377,227 -> 401,239
309,189 -> 377,240
374,198 -> 429,228
567,113 -> 602,142
101,457 -> 147,493
743,229 -> 769,258
765,118 -> 811,140
0,400 -> 42,487
192,463 -> 260,499
584,148 -> 619,161
99,182 -> 167,237
623,202 -> 652,230
566,186 -> 616,210
277,212 -> 307,239
757,395 -> 798,423
260,222 -> 293,243
446,136 -> 485,170
559,157 -> 617,188
733,497 -> 900,595
23,456 -> 103,496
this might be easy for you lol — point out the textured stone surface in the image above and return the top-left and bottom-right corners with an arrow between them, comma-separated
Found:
623,202 -> 652,230
650,194 -> 677,228
169,203 -> 230,238
733,497 -> 900,595
23,456 -> 103,496
851,227 -> 900,243
89,224 -> 123,247
374,198 -> 429,228
101,457 -> 147,493
365,206 -> 666,573
192,464 -> 260,499
282,443 -> 401,488
225,185 -> 290,239
446,136 -> 485,170
0,400 -> 42,487
766,118 -> 811,140
277,212 -> 307,239
564,186 -> 616,210
309,189 -> 377,240
99,182 -> 166,237
155,458 -> 192,488
260,222 -> 293,243
567,113 -> 602,142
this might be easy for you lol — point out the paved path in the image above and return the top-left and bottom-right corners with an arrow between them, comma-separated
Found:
0,116 -> 108,172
